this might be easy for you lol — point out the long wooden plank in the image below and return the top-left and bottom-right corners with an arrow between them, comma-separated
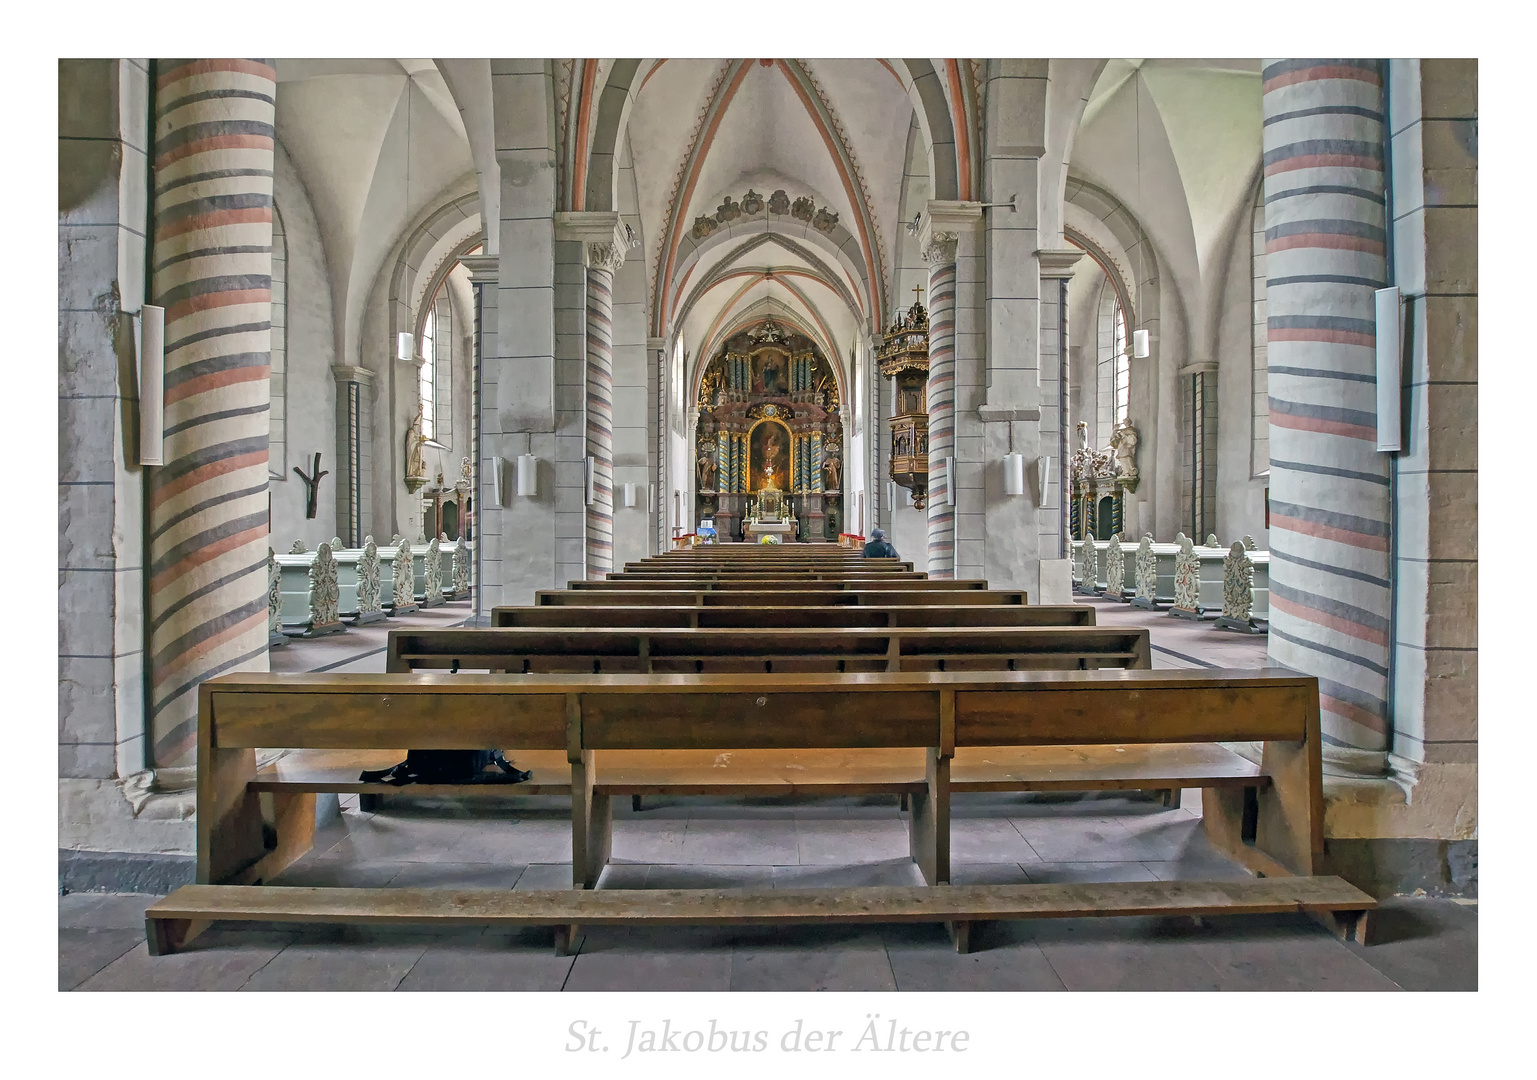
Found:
491,605 -> 1096,629
534,590 -> 1028,607
147,877 -> 1376,946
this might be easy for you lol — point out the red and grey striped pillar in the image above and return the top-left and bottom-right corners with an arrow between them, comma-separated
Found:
923,232 -> 959,579
146,59 -> 277,766
1260,59 -> 1392,761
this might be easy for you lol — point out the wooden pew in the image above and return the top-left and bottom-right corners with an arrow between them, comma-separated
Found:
571,578 -> 982,591
533,589 -> 1029,607
492,604 -> 1096,629
147,668 -> 1375,955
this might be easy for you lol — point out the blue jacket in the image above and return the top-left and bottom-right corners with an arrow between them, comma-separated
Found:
862,540 -> 899,559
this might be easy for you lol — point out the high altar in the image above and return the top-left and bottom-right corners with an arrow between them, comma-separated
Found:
693,321 -> 844,541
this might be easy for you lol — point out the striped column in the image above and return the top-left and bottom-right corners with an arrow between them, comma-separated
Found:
584,243 -> 624,578
1261,59 -> 1391,760
924,235 -> 959,577
147,59 -> 276,767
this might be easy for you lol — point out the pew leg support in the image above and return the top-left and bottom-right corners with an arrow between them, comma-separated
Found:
947,920 -> 974,954
553,924 -> 584,957
632,795 -> 643,812
1316,908 -> 1374,945
358,794 -> 383,813
146,916 -> 211,957
1161,787 -> 1183,809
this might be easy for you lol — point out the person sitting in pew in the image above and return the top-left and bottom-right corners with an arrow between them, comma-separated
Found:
862,528 -> 899,560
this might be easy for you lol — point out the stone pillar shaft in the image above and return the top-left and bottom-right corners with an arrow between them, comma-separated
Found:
584,263 -> 615,577
146,58 -> 276,766
1261,59 -> 1392,759
925,250 -> 958,577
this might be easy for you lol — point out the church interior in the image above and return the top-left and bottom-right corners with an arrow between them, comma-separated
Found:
55,54 -> 1480,1005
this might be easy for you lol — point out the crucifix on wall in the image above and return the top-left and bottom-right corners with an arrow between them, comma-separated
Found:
293,452 -> 329,520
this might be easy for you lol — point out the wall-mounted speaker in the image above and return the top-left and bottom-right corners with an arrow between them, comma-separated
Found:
1375,287 -> 1402,453
137,305 -> 165,466
1002,452 -> 1025,496
516,454 -> 538,497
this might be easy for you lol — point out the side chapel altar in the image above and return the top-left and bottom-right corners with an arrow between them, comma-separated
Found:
693,321 -> 844,541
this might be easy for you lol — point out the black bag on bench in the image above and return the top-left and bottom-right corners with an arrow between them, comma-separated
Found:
359,750 -> 532,786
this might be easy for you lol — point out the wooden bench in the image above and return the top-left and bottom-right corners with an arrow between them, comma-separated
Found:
533,589 -> 1029,607
571,578 -> 982,591
147,668 -> 1374,955
491,604 -> 1096,629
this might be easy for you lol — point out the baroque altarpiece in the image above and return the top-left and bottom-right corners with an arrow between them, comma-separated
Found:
694,322 -> 843,541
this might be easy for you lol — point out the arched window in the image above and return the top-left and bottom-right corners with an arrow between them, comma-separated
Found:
1250,190 -> 1269,477
1095,288 -> 1129,442
417,293 -> 452,446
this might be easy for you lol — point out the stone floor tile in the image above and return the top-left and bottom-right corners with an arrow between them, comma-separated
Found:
727,927 -> 895,991
76,931 -> 291,991
609,819 -> 689,863
562,927 -> 736,991
238,940 -> 431,991
1344,898 -> 1477,991
59,928 -> 144,990
453,819 -> 572,864
513,863 -> 577,890
1008,816 -> 1145,862
948,861 -> 1034,886
1192,933 -> 1404,991
633,864 -> 779,891
794,819 -> 911,864
882,923 -> 1067,991
56,892 -> 156,930
383,862 -> 528,890
950,818 -> 1045,863
267,859 -> 401,888
680,819 -> 800,865
594,862 -> 654,888
771,859 -> 924,889
1022,861 -> 1161,884
1031,924 -> 1225,991
1140,854 -> 1252,882
397,932 -> 575,991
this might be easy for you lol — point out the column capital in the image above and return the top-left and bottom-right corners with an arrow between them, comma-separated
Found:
330,364 -> 376,387
646,336 -> 668,353
458,253 -> 498,285
1035,248 -> 1086,279
920,200 -> 983,266
554,210 -> 630,272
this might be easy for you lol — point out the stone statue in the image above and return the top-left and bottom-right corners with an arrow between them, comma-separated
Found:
404,406 -> 427,492
1110,421 -> 1139,484
697,454 -> 717,490
822,453 -> 842,491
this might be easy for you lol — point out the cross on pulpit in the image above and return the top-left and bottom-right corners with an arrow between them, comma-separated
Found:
912,284 -> 925,304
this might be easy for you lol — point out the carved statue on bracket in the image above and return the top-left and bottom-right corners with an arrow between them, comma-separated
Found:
404,406 -> 427,494
1110,421 -> 1140,492
822,450 -> 842,491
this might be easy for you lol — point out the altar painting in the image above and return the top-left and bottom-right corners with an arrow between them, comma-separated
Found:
749,419 -> 791,494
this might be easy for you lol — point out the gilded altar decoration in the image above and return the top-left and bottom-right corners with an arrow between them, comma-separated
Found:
878,294 -> 931,509
1071,421 -> 1138,541
692,323 -> 843,540
1104,532 -> 1125,598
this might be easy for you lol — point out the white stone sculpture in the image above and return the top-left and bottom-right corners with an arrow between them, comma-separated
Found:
392,536 -> 417,612
1242,534 -> 1257,551
1205,533 -> 1220,549
1109,421 -> 1139,487
452,537 -> 470,595
1075,537 -> 1095,592
356,536 -> 383,621
289,539 -> 307,554
1171,533 -> 1201,617
1222,541 -> 1255,622
423,536 -> 442,601
1104,532 -> 1125,599
1134,534 -> 1156,606
311,541 -> 342,630
267,547 -> 283,641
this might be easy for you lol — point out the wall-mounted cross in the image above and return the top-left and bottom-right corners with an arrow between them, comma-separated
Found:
293,452 -> 329,520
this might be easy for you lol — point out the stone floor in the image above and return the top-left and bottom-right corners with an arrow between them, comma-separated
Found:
59,786 -> 1476,991
61,592 -> 1475,991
